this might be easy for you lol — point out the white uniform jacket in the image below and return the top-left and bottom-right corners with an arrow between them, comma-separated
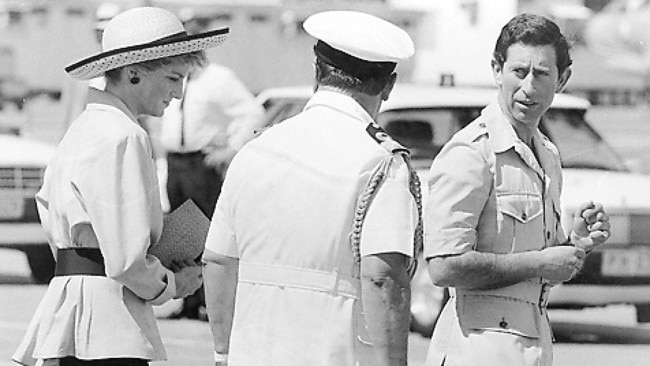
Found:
205,90 -> 418,365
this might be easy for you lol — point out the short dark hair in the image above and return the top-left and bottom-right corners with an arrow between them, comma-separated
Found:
314,57 -> 393,96
493,13 -> 572,75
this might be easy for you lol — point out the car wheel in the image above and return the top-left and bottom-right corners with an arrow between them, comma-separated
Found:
23,246 -> 55,284
636,304 -> 650,323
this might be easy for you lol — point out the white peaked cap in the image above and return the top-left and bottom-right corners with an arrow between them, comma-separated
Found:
303,10 -> 415,63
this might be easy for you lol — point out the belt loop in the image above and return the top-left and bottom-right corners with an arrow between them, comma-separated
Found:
331,270 -> 340,295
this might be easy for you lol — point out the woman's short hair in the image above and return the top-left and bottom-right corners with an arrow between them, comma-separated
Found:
314,58 -> 393,96
493,13 -> 572,75
104,50 -> 207,83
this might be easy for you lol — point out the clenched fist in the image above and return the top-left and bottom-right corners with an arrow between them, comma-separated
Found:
570,201 -> 611,253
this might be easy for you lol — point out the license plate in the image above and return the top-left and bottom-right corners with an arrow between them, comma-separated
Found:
0,195 -> 24,219
602,250 -> 650,277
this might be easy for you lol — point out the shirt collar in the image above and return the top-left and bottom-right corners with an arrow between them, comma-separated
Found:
482,101 -> 553,151
86,87 -> 140,125
482,101 -> 556,177
304,89 -> 375,126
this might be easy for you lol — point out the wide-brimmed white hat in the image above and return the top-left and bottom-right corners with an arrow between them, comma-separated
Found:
66,7 -> 229,80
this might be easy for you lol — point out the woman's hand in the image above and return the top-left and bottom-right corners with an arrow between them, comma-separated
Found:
170,259 -> 203,299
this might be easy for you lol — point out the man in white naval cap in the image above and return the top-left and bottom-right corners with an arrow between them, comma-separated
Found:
202,10 -> 420,366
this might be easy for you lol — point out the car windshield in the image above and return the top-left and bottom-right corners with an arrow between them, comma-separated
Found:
539,109 -> 628,172
377,107 -> 628,172
377,108 -> 481,169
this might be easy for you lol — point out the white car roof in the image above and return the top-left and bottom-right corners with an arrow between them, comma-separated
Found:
0,135 -> 55,167
256,84 -> 591,111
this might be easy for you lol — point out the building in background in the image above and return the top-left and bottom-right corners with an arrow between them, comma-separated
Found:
393,0 -> 517,87
0,0 -> 423,142
0,0 -> 644,144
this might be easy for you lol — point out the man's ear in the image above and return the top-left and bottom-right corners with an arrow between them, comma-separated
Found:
491,59 -> 503,87
556,67 -> 572,93
313,61 -> 321,93
381,73 -> 398,101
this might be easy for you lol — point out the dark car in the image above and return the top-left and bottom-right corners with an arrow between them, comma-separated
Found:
0,133 -> 56,283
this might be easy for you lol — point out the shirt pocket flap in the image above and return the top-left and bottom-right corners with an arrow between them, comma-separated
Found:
460,296 -> 540,338
497,193 -> 543,224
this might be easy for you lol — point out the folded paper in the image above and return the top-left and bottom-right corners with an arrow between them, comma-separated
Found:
149,199 -> 209,268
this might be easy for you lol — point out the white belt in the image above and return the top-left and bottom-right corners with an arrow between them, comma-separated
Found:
238,261 -> 360,299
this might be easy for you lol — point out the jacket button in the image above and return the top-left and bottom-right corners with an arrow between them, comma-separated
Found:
499,318 -> 508,328
521,212 -> 527,220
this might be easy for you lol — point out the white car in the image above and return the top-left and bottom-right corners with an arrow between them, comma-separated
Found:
0,132 -> 56,283
256,84 -> 650,336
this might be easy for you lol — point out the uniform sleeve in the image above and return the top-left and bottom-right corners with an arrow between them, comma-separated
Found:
75,134 -> 176,304
214,69 -> 265,150
360,156 -> 417,258
204,176 -> 239,258
424,138 -> 492,259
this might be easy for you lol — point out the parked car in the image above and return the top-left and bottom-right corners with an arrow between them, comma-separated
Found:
0,131 -> 56,283
255,84 -> 650,336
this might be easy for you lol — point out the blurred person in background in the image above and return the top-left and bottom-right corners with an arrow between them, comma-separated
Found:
158,7 -> 264,320
12,7 -> 229,366
202,10 -> 421,366
424,13 -> 611,366
89,2 -> 122,91
60,2 -> 122,127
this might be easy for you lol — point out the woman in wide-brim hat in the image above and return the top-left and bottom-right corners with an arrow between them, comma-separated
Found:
12,7 -> 229,366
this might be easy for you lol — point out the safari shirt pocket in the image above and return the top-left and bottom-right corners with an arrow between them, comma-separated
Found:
458,295 -> 540,338
495,192 -> 544,252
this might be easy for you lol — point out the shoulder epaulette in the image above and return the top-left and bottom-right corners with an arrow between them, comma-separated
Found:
465,120 -> 489,143
353,122 -> 423,279
366,122 -> 410,155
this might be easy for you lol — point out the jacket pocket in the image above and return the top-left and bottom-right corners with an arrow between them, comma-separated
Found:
459,295 -> 540,338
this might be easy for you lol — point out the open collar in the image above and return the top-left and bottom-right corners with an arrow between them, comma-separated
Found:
482,102 -> 554,178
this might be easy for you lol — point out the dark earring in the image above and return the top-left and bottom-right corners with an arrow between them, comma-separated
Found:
130,77 -> 140,85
